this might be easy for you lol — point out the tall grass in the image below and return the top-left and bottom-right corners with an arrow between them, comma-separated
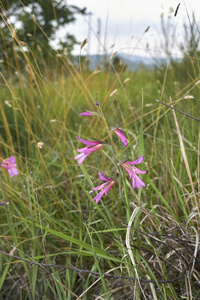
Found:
0,7 -> 200,300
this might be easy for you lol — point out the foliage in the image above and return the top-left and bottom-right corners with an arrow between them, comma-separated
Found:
0,0 -> 86,59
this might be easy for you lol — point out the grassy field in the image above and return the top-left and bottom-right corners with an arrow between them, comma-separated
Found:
0,30 -> 200,299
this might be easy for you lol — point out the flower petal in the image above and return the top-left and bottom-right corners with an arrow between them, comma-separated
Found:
122,165 -> 133,178
5,156 -> 15,164
92,190 -> 105,203
83,144 -> 104,155
74,153 -> 84,160
104,181 -> 115,195
74,153 -> 87,165
8,168 -> 19,177
135,175 -> 146,189
76,146 -> 89,153
98,170 -> 112,181
133,166 -> 146,174
76,136 -> 99,146
132,177 -> 136,189
92,182 -> 107,191
127,155 -> 143,165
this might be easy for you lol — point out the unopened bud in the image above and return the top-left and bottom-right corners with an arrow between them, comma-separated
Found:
81,39 -> 87,49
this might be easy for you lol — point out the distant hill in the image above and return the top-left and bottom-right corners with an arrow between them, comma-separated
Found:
118,53 -> 166,70
72,53 -> 167,71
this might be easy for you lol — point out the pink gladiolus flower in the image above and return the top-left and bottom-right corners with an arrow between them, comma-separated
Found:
74,136 -> 105,165
121,155 -> 146,189
114,128 -> 128,147
92,170 -> 116,203
1,156 -> 19,177
79,108 -> 102,117
79,111 -> 94,116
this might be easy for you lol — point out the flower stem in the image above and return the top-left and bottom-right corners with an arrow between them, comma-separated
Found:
98,106 -> 123,198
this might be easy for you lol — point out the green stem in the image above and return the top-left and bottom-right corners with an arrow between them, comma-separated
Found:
98,106 -> 123,198
0,169 -> 8,202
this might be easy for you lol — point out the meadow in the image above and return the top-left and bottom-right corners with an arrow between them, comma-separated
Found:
0,19 -> 200,300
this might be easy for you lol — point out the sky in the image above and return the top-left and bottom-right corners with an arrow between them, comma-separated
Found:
62,0 -> 199,58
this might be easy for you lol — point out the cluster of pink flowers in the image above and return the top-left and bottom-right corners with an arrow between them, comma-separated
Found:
74,108 -> 146,204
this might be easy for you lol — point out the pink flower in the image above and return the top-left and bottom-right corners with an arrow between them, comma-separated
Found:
114,128 -> 128,147
1,156 -> 19,177
74,136 -> 105,165
80,111 -> 94,116
92,171 -> 116,203
79,108 -> 102,117
121,155 -> 146,189
0,199 -> 9,205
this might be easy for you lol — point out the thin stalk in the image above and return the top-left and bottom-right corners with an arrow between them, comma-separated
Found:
98,106 -> 123,198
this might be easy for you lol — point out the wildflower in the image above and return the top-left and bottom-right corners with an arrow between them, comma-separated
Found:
0,200 -> 9,206
121,155 -> 146,189
114,128 -> 128,147
111,124 -> 128,147
92,170 -> 116,203
79,111 -> 94,116
79,108 -> 102,117
1,156 -> 19,177
37,142 -> 44,149
74,136 -> 105,165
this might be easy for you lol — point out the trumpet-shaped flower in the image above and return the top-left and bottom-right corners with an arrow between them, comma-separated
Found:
92,171 -> 116,203
74,136 -> 105,165
1,156 -> 19,177
121,155 -> 146,189
114,128 -> 128,147
79,108 -> 102,117
79,111 -> 94,116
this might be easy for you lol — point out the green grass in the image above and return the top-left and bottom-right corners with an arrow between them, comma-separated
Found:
0,22 -> 200,300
